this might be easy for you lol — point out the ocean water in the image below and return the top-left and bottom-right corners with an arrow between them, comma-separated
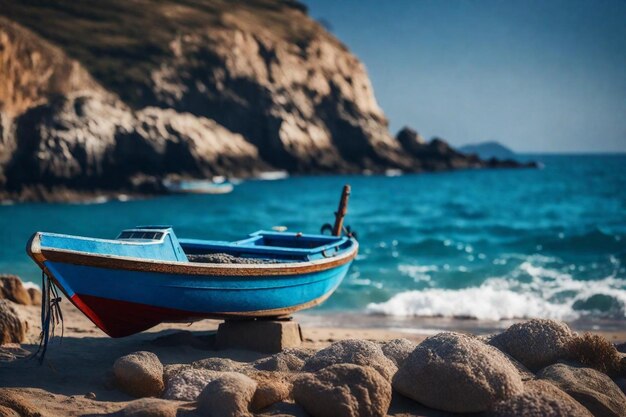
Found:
1,155 -> 625,325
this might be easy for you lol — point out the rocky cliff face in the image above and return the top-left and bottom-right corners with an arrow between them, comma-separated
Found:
0,0 -> 530,201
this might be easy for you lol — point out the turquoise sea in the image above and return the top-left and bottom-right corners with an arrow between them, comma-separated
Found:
1,155 -> 625,325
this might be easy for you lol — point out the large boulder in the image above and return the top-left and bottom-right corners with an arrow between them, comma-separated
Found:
196,372 -> 257,417
0,300 -> 27,344
293,364 -> 391,417
302,339 -> 397,380
163,366 -> 221,401
114,398 -> 180,417
113,351 -> 164,398
490,319 -> 575,370
488,379 -> 593,417
393,332 -> 524,413
380,338 -> 415,367
0,275 -> 30,305
538,363 -> 626,417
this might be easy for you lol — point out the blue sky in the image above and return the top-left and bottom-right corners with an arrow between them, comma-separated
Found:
304,0 -> 626,153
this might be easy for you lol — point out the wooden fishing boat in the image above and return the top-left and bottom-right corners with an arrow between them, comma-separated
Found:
27,186 -> 357,338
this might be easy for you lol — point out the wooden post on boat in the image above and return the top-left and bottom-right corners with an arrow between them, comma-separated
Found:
332,185 -> 351,236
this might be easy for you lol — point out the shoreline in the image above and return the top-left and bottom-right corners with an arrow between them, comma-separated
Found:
297,311 -> 626,341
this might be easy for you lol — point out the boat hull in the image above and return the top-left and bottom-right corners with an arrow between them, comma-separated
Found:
30,239 -> 357,337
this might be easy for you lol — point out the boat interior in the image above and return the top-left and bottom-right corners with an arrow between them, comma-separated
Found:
117,227 -> 352,263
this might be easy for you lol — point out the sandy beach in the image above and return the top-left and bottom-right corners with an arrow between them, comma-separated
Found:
1,296 -> 625,416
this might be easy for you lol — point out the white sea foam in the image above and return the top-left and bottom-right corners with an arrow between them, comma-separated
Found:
367,261 -> 626,321
22,281 -> 41,290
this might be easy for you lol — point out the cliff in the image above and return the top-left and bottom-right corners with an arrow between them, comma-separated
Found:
0,0 -> 530,201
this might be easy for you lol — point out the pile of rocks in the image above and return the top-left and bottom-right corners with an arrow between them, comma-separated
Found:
109,319 -> 626,417
0,274 -> 39,344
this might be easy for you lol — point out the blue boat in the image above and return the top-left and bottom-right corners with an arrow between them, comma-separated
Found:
27,187 -> 357,338
162,177 -> 234,194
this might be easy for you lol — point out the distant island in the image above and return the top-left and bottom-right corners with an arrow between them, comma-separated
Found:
459,141 -> 517,160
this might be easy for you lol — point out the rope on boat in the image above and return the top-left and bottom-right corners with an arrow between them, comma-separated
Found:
30,270 -> 64,363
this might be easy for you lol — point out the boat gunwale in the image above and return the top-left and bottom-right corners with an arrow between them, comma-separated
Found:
28,232 -> 359,277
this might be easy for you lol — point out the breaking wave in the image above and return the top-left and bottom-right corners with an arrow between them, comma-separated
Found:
367,261 -> 626,321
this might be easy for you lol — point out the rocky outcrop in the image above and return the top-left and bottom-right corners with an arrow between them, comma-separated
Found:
490,319 -> 576,371
293,364 -> 392,417
113,351 -> 165,398
393,332 -> 524,413
0,300 -> 27,344
538,363 -> 626,417
0,1 -> 533,201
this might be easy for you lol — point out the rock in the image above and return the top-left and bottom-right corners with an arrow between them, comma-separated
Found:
163,366 -> 221,401
395,127 -> 425,154
380,338 -> 415,367
488,379 -> 593,417
216,320 -> 302,353
538,363 -> 626,417
113,351 -> 164,398
615,378 -> 626,395
114,398 -> 179,417
0,275 -> 30,305
393,332 -> 524,413
26,288 -> 41,306
252,347 -> 315,372
0,389 -> 41,417
84,392 -> 96,400
249,371 -> 292,411
191,357 -> 245,372
0,404 -> 20,417
196,372 -> 257,417
293,364 -> 392,417
396,130 -> 485,171
0,300 -> 27,344
303,339 -> 397,380
490,319 -> 575,370
253,353 -> 304,372
162,364 -> 186,382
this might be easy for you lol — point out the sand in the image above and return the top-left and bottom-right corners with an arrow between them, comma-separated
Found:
1,302 -> 625,416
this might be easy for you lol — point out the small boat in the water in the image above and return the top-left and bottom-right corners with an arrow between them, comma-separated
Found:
162,177 -> 234,194
27,186 -> 357,338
